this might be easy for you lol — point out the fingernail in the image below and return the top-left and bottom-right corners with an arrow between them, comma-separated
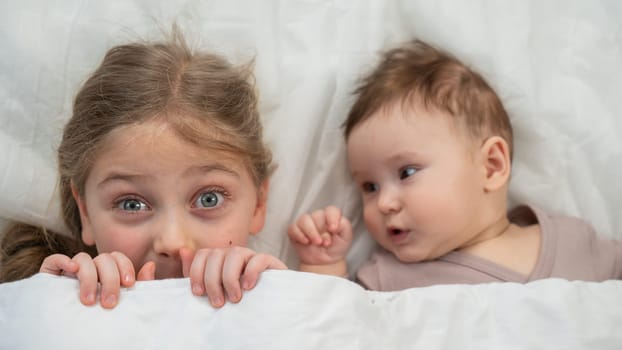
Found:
192,283 -> 203,295
86,293 -> 95,303
124,274 -> 132,283
229,290 -> 240,302
242,280 -> 252,290
212,296 -> 223,307
105,294 -> 117,307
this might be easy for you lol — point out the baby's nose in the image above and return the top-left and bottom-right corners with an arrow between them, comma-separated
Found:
377,187 -> 402,214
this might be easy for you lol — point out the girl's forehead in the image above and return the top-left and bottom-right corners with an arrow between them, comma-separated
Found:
95,120 -> 250,176
101,121 -> 179,154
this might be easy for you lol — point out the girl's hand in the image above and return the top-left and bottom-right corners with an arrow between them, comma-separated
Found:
40,252 -> 155,309
287,205 -> 353,267
181,247 -> 287,308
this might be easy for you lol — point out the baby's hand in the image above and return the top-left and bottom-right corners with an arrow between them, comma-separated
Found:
40,252 -> 155,309
181,247 -> 286,308
287,205 -> 353,267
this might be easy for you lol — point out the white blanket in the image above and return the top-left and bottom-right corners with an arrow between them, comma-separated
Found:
1,1 -> 621,348
1,272 -> 621,349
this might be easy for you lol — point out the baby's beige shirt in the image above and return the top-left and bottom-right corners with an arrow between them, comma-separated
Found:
357,205 -> 622,291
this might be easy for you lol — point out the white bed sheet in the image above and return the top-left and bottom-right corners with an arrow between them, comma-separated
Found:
1,272 -> 621,349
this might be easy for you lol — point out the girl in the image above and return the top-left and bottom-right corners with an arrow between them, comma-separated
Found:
0,29 -> 286,308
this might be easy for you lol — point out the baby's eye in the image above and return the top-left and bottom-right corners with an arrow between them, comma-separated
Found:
399,166 -> 417,180
117,198 -> 148,212
194,191 -> 225,209
361,182 -> 379,193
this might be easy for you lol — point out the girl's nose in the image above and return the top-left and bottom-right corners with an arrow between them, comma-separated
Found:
153,213 -> 194,258
377,186 -> 401,214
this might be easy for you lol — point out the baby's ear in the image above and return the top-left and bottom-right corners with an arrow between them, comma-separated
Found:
479,136 -> 511,192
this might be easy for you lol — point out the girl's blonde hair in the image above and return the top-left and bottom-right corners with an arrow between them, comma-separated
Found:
1,29 -> 272,282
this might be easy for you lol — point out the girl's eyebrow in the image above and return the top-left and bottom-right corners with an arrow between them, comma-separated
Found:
97,164 -> 240,189
97,173 -> 152,189
182,164 -> 240,178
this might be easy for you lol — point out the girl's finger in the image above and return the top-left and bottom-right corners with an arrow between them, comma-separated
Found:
110,251 -> 136,287
137,261 -> 156,281
221,247 -> 254,303
180,247 -> 195,278
202,249 -> 227,308
240,253 -> 287,291
72,252 -> 98,306
93,254 -> 121,309
188,249 -> 209,296
39,254 -> 79,276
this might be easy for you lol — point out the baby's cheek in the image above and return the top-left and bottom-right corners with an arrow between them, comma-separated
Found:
362,211 -> 383,237
362,205 -> 374,222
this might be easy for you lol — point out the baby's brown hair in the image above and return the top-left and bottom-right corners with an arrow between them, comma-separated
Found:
344,39 -> 513,158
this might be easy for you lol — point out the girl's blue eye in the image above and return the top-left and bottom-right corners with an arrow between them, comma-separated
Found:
195,191 -> 225,208
400,166 -> 417,180
362,182 -> 378,193
117,198 -> 148,211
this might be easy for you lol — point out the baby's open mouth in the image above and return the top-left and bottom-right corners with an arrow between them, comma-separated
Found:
390,228 -> 403,235
387,227 -> 410,243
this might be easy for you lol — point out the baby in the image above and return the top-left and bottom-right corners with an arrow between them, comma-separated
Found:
288,39 -> 622,290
